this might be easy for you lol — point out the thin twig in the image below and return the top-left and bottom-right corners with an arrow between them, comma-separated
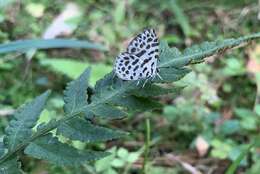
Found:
142,118 -> 151,174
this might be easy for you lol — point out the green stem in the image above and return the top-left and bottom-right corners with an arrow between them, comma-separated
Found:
142,118 -> 151,174
0,109 -> 82,164
0,80 -> 136,164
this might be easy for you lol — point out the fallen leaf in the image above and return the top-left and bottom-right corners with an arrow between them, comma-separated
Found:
166,154 -> 202,174
195,136 -> 209,157
246,44 -> 260,73
42,3 -> 82,39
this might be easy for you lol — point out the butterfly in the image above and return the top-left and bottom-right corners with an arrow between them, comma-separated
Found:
114,28 -> 161,84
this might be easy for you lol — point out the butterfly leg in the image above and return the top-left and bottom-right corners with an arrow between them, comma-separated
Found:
142,78 -> 149,88
112,70 -> 117,79
157,73 -> 163,80
156,68 -> 163,80
136,80 -> 140,86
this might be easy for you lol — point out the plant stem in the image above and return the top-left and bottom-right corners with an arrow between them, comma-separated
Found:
0,81 -> 137,164
142,117 -> 151,174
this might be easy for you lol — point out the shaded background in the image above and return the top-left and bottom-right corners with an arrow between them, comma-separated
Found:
0,0 -> 260,173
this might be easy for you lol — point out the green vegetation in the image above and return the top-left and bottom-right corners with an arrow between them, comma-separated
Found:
0,0 -> 260,173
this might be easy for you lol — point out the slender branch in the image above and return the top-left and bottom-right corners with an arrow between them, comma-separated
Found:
142,117 -> 151,174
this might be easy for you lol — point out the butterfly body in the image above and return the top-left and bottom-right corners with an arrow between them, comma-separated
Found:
114,29 -> 159,81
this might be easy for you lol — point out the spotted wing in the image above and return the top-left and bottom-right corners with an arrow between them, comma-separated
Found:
114,52 -> 142,80
127,28 -> 159,59
138,57 -> 157,79
127,28 -> 159,79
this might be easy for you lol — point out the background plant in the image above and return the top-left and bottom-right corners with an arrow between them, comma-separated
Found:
0,0 -> 260,173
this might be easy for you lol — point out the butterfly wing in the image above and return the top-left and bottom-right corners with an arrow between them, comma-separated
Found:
127,28 -> 159,79
114,28 -> 160,81
114,52 -> 142,80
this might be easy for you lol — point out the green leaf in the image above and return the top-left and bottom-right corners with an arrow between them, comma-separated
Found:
0,39 -> 106,54
40,58 -> 89,79
169,0 -> 191,36
0,0 -> 13,7
211,139 -> 232,159
235,108 -> 255,118
163,106 -> 178,121
111,158 -> 125,168
57,117 -> 127,142
5,91 -> 50,151
254,104 -> 260,116
153,67 -> 191,83
225,143 -> 254,174
111,95 -> 162,111
117,148 -> 129,159
228,146 -> 247,165
92,73 -> 137,106
0,157 -> 22,174
95,147 -> 116,172
89,104 -> 127,119
223,58 -> 245,76
219,120 -> 241,135
240,117 -> 257,131
0,142 -> 5,157
24,134 -> 108,166
159,33 -> 260,68
40,58 -> 112,85
131,84 -> 184,97
126,152 -> 140,163
114,1 -> 125,24
64,68 -> 90,115
91,64 -> 113,86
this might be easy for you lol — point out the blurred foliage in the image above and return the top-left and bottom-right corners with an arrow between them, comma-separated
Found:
0,0 -> 259,173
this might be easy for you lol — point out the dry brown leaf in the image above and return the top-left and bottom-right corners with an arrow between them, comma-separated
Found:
195,136 -> 209,157
166,154 -> 203,174
246,44 -> 260,73
43,3 -> 82,39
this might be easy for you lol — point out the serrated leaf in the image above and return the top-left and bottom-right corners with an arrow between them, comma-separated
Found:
24,134 -> 108,166
94,82 -> 136,102
111,95 -> 162,111
5,91 -> 50,151
57,117 -> 127,142
159,41 -> 182,64
0,157 -> 22,174
131,84 -> 184,97
89,104 -> 127,119
159,33 -> 260,68
64,68 -> 90,115
154,67 -> 191,83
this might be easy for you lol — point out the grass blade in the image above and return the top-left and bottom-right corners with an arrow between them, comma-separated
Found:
0,39 -> 106,54
225,143 -> 254,174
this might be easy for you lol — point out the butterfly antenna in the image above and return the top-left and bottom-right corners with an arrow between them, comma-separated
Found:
156,68 -> 163,80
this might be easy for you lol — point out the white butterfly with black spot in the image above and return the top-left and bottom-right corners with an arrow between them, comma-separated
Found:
114,28 -> 161,82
